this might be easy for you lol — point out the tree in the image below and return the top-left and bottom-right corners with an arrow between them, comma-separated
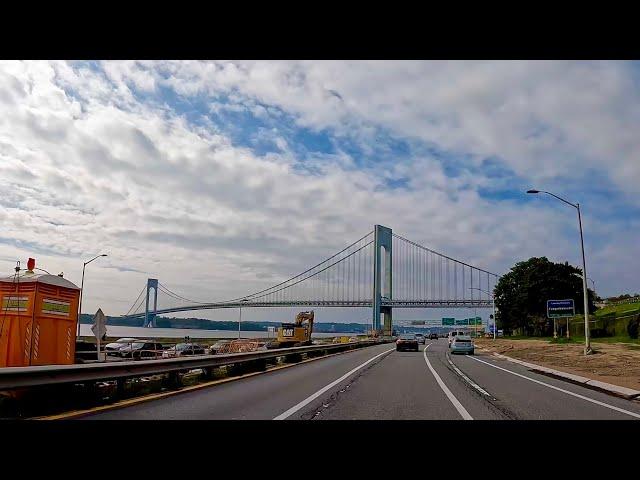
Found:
494,257 -> 596,336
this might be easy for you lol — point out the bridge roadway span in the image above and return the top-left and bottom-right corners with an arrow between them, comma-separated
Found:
76,341 -> 640,420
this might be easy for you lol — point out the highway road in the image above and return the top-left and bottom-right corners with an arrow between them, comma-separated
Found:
77,341 -> 640,420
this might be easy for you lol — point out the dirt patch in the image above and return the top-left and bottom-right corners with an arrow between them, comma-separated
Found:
474,338 -> 640,391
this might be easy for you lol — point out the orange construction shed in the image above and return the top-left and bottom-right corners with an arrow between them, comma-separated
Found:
0,269 -> 80,367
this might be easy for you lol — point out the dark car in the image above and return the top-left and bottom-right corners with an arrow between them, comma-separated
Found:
396,333 -> 419,352
118,341 -> 164,360
429,333 -> 439,340
75,340 -> 98,363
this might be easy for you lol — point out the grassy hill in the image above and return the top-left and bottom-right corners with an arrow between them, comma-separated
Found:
566,300 -> 640,339
595,301 -> 640,318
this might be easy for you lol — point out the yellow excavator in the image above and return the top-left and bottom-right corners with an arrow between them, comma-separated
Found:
266,311 -> 315,349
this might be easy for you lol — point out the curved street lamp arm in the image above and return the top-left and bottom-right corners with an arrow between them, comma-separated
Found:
541,191 -> 578,209
85,254 -> 107,266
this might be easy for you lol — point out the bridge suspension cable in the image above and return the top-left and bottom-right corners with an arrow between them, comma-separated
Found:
391,232 -> 499,303
219,230 -> 374,304
124,286 -> 147,317
157,283 -> 210,304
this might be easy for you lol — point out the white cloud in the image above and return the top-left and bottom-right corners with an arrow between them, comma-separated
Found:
134,60 -> 640,195
0,60 -> 637,323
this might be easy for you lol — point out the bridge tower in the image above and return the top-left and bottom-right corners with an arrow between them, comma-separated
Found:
143,278 -> 159,328
373,225 -> 393,335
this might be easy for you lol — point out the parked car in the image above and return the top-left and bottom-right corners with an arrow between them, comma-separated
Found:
450,335 -> 474,355
105,337 -> 140,356
396,333 -> 419,352
429,333 -> 439,340
415,333 -> 426,344
118,341 -> 164,359
209,340 -> 233,354
162,342 -> 206,358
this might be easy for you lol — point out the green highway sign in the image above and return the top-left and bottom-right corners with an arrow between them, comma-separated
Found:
455,318 -> 469,325
469,317 -> 482,325
442,317 -> 455,326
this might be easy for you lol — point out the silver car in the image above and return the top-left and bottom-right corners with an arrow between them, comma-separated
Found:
450,335 -> 474,355
105,337 -> 140,356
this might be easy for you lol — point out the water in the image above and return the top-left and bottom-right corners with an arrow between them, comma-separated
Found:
79,324 -> 341,340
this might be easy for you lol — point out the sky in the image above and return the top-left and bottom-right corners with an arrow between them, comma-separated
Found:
0,60 -> 638,325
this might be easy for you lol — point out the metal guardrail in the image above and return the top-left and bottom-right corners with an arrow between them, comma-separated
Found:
0,340 -> 388,390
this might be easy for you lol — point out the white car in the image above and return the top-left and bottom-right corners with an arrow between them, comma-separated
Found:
447,330 -> 466,347
414,333 -> 426,344
105,337 -> 140,356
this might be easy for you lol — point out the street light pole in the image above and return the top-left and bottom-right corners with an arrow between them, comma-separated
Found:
77,254 -> 108,337
238,299 -> 248,339
527,190 -> 591,355
577,203 -> 591,354
571,274 -> 595,339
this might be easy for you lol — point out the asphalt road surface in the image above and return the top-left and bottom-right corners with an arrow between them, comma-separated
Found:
78,341 -> 640,420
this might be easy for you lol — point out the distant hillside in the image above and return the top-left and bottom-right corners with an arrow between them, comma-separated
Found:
79,314 -> 369,333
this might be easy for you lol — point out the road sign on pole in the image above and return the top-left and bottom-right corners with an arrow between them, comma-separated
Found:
442,318 -> 455,326
547,299 -> 575,318
91,308 -> 107,361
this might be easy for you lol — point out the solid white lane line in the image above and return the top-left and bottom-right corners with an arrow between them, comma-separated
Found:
273,347 -> 395,420
423,344 -> 473,420
446,353 -> 491,397
469,356 -> 640,420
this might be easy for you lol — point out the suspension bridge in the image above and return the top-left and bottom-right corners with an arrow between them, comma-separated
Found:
122,225 -> 499,334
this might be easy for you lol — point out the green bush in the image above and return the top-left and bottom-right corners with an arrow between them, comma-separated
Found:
590,328 -> 611,338
627,315 -> 640,339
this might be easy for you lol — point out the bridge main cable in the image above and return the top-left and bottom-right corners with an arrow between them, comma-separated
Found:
392,232 -> 499,277
221,230 -> 374,303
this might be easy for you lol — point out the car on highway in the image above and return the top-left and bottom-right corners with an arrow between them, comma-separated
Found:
117,340 -> 165,360
428,333 -> 439,340
396,333 -> 419,352
447,330 -> 466,347
415,333 -> 426,344
162,342 -> 207,358
105,337 -> 140,356
449,335 -> 474,355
